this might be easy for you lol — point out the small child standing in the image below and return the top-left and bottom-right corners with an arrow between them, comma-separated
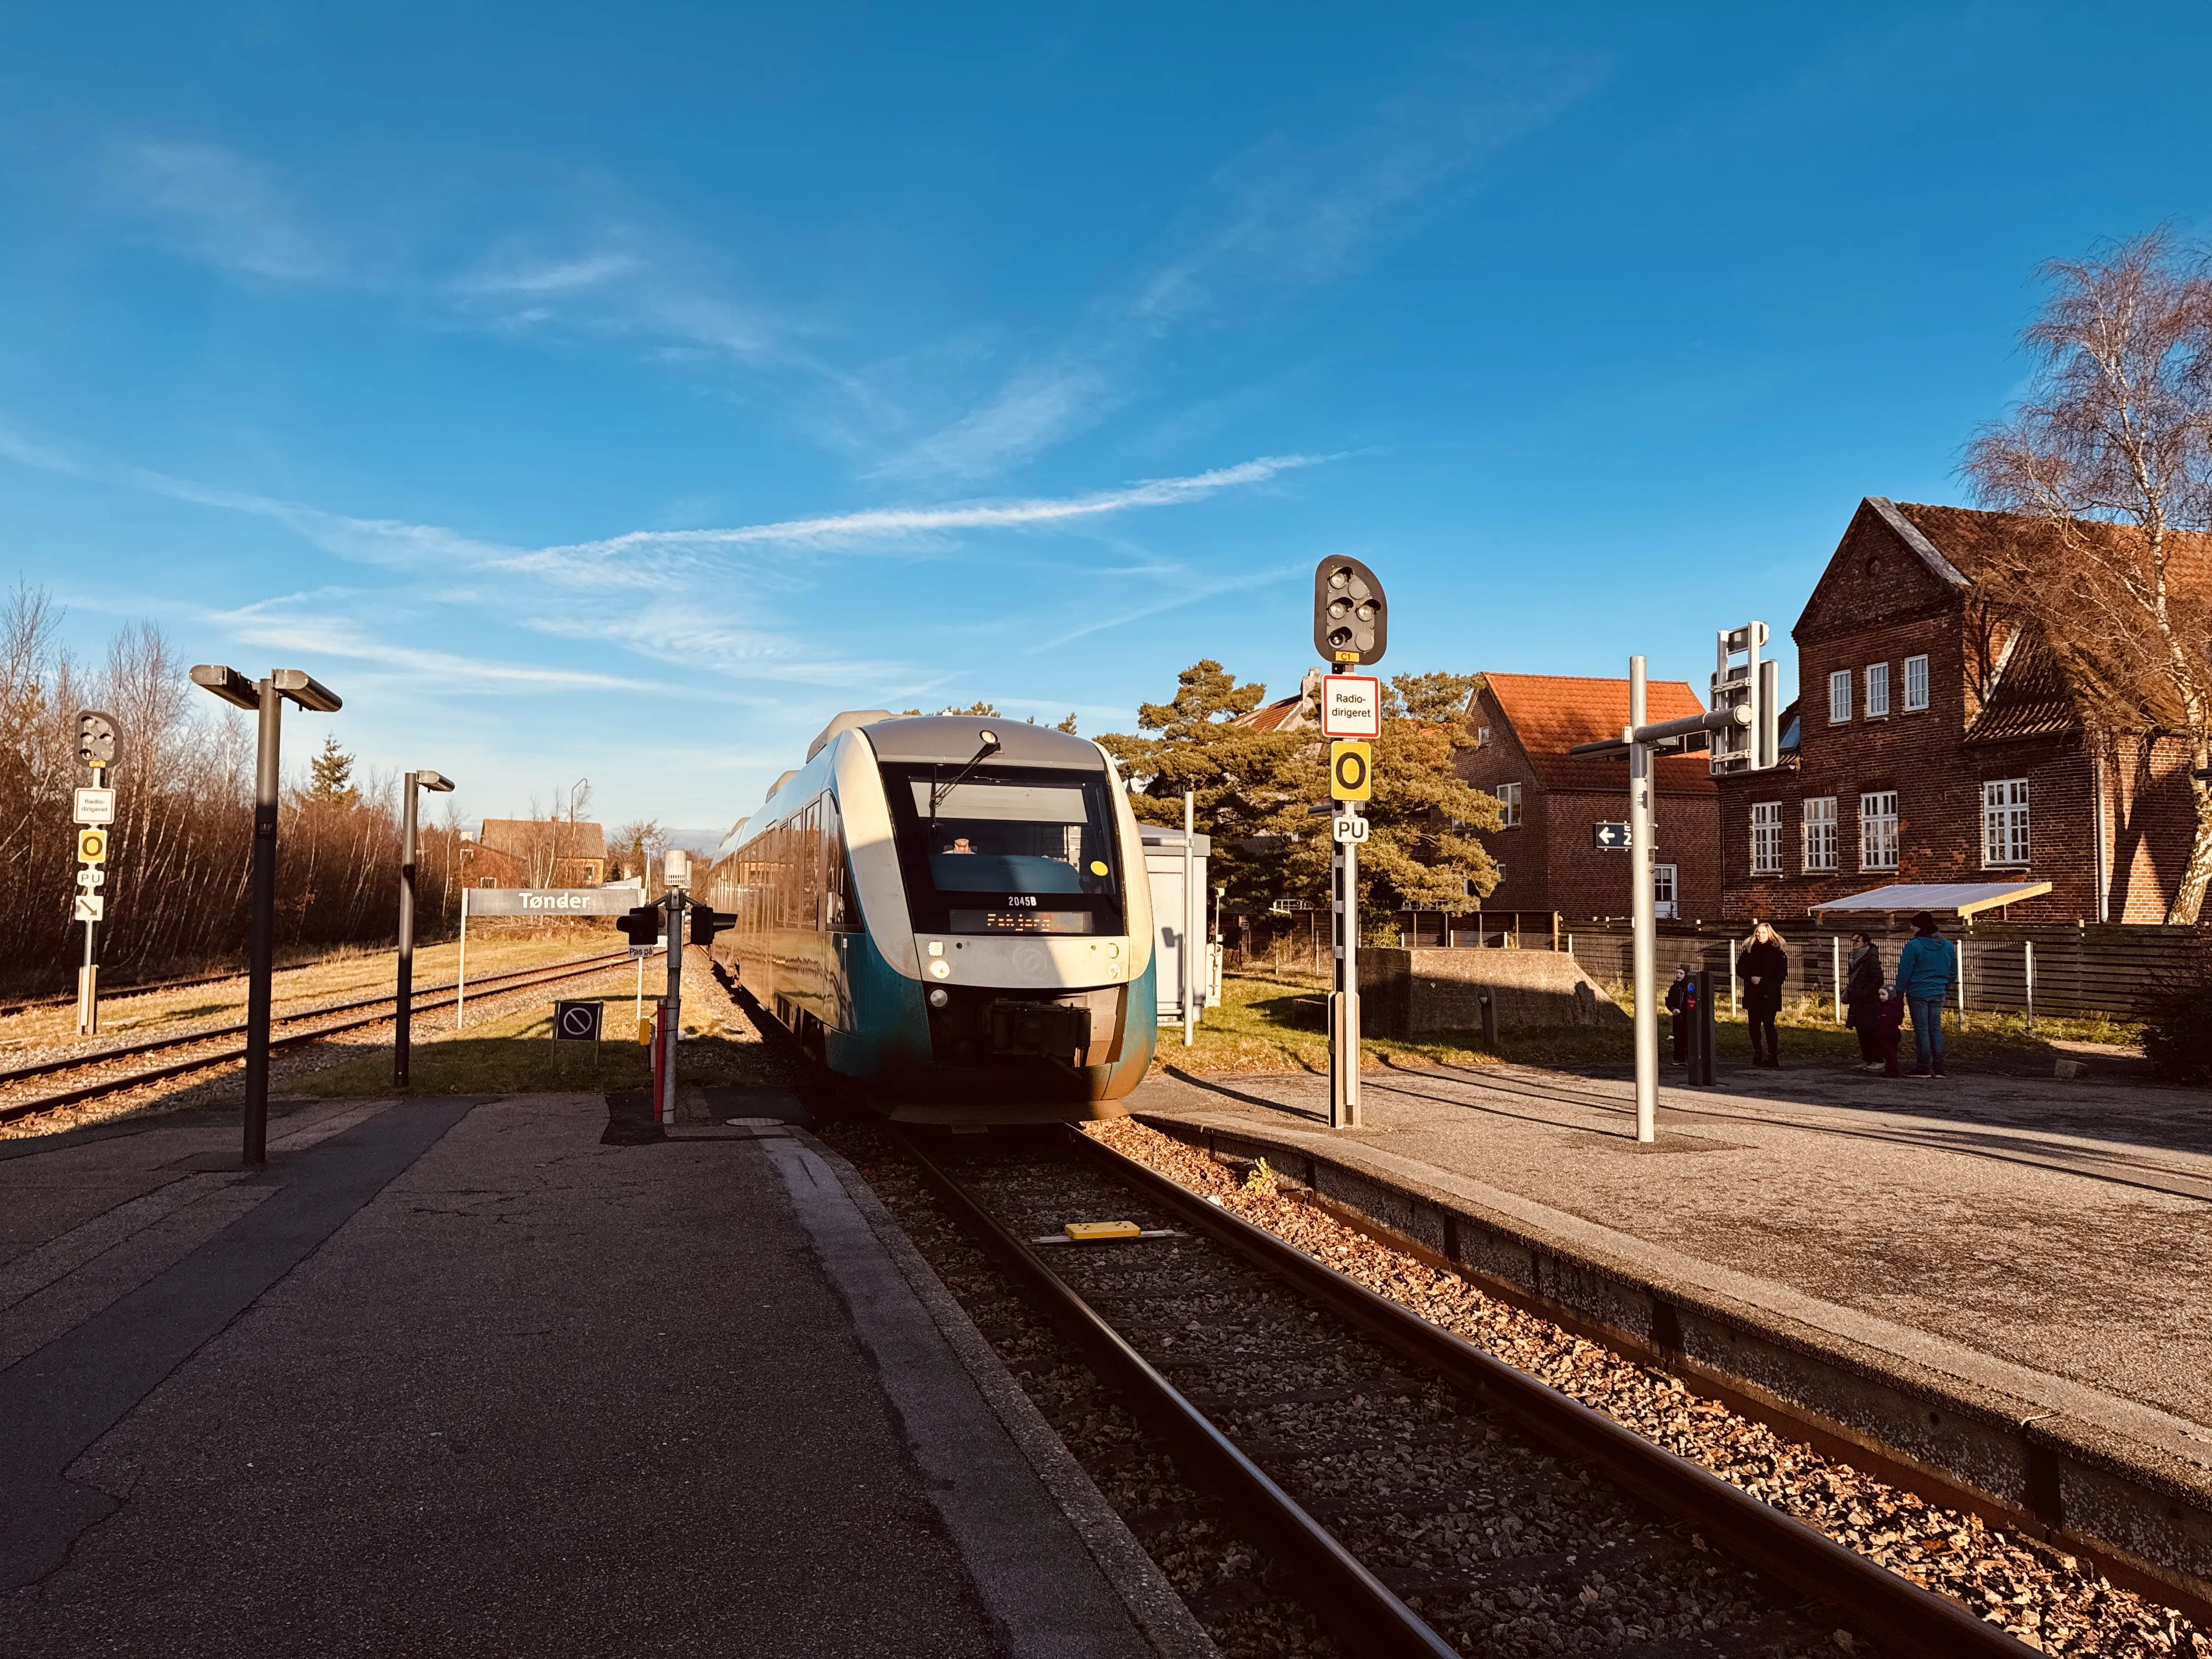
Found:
1878,984 -> 1905,1079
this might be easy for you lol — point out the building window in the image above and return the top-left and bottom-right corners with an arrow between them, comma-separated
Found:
1802,797 -> 1837,872
1865,662 -> 1890,718
1496,782 -> 1522,827
1751,802 -> 1782,874
479,877 -> 495,888
1476,725 -> 1492,747
1904,654 -> 1929,711
1859,792 -> 1899,871
1491,862 -> 1505,885
1652,863 -> 1677,919
1983,778 -> 2030,866
1829,669 -> 1852,723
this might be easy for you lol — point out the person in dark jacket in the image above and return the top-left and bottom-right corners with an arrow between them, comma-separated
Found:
1877,981 -> 1905,1077
1664,964 -> 1692,1064
1893,911 -> 1959,1078
1842,932 -> 1885,1070
1739,921 -> 1788,1068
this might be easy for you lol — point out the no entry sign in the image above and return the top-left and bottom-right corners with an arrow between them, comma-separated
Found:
552,999 -> 604,1042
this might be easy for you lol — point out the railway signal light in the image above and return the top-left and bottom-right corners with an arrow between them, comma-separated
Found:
76,710 -> 117,769
1313,556 -> 1387,667
689,906 -> 737,947
1709,622 -> 1779,776
617,905 -> 662,949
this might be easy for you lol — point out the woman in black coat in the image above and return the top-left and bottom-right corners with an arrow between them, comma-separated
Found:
1842,932 -> 1885,1070
1740,921 -> 1788,1068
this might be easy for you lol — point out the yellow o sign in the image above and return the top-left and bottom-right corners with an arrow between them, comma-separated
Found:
78,828 -> 108,863
1330,740 -> 1372,802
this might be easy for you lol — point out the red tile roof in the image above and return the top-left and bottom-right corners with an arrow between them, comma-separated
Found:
1234,693 -> 1311,733
1481,673 -> 1717,794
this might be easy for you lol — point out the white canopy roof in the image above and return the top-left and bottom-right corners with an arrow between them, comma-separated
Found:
1810,881 -> 2052,918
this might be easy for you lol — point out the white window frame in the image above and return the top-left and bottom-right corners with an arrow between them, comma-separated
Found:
1751,802 -> 1782,876
1476,725 -> 1492,747
1903,654 -> 1929,712
1829,669 -> 1852,724
1652,862 -> 1677,919
1802,797 -> 1837,872
1865,662 -> 1890,718
1859,791 -> 1899,872
1496,781 -> 1522,828
1982,777 -> 2030,867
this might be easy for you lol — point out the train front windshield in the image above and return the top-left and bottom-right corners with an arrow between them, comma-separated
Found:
884,766 -> 1124,936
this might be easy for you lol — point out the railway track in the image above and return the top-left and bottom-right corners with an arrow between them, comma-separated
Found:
901,1123 -> 2029,1658
0,950 -> 639,1124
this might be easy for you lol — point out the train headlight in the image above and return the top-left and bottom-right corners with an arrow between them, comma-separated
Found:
929,959 -> 951,980
928,986 -> 950,1008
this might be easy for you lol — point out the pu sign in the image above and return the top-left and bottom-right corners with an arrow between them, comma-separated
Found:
1319,674 -> 1380,738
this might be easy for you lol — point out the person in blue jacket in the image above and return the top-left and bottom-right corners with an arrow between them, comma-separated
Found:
1893,912 -> 1957,1078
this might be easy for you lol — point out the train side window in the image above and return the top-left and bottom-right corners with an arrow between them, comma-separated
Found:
822,794 -> 861,932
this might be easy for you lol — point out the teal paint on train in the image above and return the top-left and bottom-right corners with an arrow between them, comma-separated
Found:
822,927 -> 933,1080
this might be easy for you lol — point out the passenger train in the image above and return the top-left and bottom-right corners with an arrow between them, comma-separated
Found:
703,712 -> 1158,1123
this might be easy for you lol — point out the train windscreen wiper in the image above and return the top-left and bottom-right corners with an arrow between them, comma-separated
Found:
928,729 -> 1003,826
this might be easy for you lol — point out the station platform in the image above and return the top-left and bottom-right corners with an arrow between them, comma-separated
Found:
1130,1058 -> 2212,1598
0,1090 -> 1211,1658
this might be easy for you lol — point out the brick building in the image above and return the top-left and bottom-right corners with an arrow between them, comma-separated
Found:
461,819 -> 608,889
1459,673 -> 1720,921
1716,497 -> 2204,923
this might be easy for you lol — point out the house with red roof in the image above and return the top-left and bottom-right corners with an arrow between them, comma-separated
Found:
1716,497 -> 2206,923
1459,674 -> 1720,921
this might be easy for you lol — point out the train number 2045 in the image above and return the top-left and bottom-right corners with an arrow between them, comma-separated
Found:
1004,895 -> 1037,906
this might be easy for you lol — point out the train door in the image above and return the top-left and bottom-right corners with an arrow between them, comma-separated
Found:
822,793 -> 857,1031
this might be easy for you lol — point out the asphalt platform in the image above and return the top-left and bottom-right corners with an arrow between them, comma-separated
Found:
0,1088 -> 1211,1658
1132,1057 -> 2212,1479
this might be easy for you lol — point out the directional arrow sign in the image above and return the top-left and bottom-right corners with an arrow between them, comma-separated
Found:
1592,821 -> 1630,850
73,894 -> 104,923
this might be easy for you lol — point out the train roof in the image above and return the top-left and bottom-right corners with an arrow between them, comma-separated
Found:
861,715 -> 1104,770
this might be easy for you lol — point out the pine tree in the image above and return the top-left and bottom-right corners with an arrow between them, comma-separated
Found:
305,733 -> 359,810
1056,713 -> 1080,733
1101,661 -> 1500,915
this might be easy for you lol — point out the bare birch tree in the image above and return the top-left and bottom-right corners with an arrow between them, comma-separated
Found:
1963,231 -> 2212,922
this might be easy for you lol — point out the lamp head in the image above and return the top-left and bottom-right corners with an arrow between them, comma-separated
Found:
189,664 -> 259,710
414,771 -> 456,793
271,668 -> 342,713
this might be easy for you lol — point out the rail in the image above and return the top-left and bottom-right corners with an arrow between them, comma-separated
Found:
0,950 -> 637,1124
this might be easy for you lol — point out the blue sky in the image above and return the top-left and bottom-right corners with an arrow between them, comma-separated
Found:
4,3 -> 2208,839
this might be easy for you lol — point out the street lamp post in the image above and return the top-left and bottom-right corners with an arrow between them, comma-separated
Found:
190,664 -> 343,1166
396,769 -> 457,1088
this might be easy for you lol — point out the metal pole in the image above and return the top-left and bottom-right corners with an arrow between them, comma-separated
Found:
2024,940 -> 2035,1034
1832,934 -> 1842,1024
241,679 -> 281,1166
661,888 -> 683,1125
396,778 -> 419,1088
1182,791 -> 1197,1047
1343,820 -> 1361,1126
77,764 -> 106,1036
1629,657 -> 1656,1144
456,887 -> 469,1029
1729,938 -> 1739,1017
634,951 -> 645,1031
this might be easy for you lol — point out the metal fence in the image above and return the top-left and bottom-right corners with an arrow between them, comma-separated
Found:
1224,911 -> 2192,1022
1555,919 -> 2191,1024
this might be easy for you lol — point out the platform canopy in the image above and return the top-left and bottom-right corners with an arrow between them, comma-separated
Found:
1810,881 -> 2052,918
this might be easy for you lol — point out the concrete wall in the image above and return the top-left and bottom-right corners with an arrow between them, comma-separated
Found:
1358,946 -> 1629,1035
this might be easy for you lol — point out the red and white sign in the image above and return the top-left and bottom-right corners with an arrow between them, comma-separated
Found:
1319,674 -> 1380,738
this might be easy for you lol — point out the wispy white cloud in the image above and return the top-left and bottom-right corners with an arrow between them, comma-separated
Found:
119,141 -> 344,283
453,252 -> 641,296
884,59 -> 1599,482
0,425 -> 1328,690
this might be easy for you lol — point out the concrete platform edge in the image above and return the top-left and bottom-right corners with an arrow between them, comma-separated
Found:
776,1128 -> 1217,1659
1135,1109 -> 2212,1618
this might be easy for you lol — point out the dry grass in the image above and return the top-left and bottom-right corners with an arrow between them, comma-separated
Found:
1169,971 -> 2149,1077
0,928 -> 619,1056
